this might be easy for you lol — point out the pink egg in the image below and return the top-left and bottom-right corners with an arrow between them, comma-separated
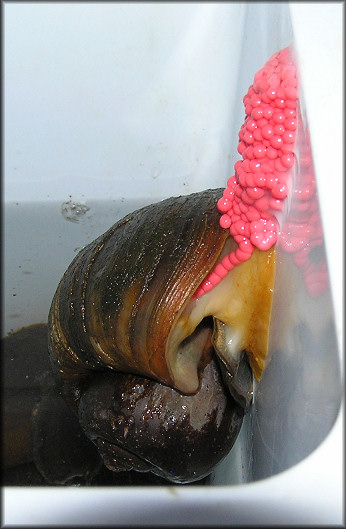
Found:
270,135 -> 283,149
266,146 -> 279,159
261,124 -> 274,140
220,214 -> 231,229
253,128 -> 263,141
214,263 -> 228,278
280,153 -> 295,168
253,144 -> 267,158
251,107 -> 264,120
263,107 -> 274,119
282,130 -> 295,143
217,197 -> 230,213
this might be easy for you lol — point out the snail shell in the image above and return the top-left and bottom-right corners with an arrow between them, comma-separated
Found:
48,188 -> 275,406
78,354 -> 244,484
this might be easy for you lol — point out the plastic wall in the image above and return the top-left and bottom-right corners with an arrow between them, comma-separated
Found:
3,2 -> 343,525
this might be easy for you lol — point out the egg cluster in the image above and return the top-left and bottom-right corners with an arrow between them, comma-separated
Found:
194,47 -> 298,298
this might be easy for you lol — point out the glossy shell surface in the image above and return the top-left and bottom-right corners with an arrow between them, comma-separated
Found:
78,356 -> 243,483
48,188 -> 230,403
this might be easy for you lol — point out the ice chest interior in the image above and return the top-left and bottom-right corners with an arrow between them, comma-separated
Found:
3,2 -> 343,525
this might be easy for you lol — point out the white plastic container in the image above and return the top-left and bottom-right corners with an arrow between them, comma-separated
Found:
3,2 -> 343,525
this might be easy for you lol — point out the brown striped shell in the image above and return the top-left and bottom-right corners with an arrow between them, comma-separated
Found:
49,189 -> 226,402
48,188 -> 275,408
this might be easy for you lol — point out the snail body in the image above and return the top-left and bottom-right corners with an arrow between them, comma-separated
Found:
48,188 -> 275,482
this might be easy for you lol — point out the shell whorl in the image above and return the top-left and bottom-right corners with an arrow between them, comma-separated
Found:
48,188 -> 230,404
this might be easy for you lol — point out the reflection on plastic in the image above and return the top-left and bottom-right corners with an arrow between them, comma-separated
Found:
251,97 -> 341,481
279,105 -> 327,298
